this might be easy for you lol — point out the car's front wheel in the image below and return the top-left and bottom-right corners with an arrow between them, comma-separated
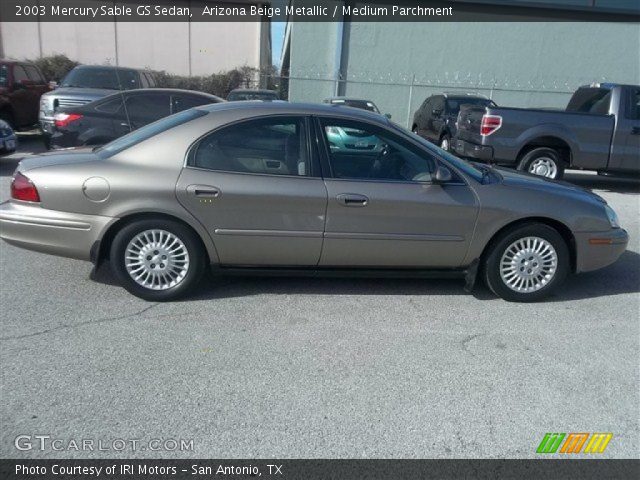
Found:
110,219 -> 206,301
484,223 -> 569,302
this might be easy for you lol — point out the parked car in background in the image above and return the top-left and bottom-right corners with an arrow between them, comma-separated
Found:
0,59 -> 50,130
412,93 -> 497,152
0,119 -> 17,155
51,89 -> 224,149
453,83 -> 640,179
227,89 -> 279,101
0,103 -> 627,303
323,97 -> 391,118
40,65 -> 157,147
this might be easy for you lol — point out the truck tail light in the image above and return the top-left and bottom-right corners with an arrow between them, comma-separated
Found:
480,114 -> 502,136
54,112 -> 83,128
11,172 -> 40,202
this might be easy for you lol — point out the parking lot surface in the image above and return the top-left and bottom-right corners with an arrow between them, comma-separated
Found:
1,135 -> 638,458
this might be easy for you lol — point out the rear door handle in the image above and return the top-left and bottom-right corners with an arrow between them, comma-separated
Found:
186,184 -> 221,198
336,193 -> 369,207
631,126 -> 640,135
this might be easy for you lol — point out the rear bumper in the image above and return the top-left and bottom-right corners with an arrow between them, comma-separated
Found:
0,201 -> 115,261
574,228 -> 629,273
452,138 -> 494,161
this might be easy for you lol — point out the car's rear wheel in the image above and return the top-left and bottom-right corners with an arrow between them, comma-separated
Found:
484,223 -> 569,302
110,219 -> 206,301
518,147 -> 565,180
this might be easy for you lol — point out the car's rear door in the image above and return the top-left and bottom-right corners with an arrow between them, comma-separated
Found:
176,115 -> 327,266
316,116 -> 478,267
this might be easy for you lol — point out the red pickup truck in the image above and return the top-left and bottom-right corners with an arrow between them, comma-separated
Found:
0,59 -> 50,130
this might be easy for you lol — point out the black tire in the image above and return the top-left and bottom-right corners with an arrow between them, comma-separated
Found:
517,147 -> 566,180
110,218 -> 206,301
439,133 -> 451,152
0,109 -> 15,130
484,223 -> 569,302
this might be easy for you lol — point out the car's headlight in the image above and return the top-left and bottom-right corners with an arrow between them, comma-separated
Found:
604,204 -> 620,229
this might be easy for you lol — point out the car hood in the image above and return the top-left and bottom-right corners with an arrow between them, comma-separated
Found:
16,149 -> 97,173
42,87 -> 118,100
496,167 -> 606,204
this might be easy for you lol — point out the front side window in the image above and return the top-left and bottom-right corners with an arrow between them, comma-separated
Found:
188,117 -> 310,177
320,118 -> 436,182
24,65 -> 43,83
13,66 -> 28,83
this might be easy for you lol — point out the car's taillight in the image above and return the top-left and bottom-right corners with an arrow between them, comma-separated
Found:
480,114 -> 502,136
54,112 -> 83,128
11,172 -> 40,202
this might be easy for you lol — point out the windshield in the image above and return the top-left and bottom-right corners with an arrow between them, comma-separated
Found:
446,98 -> 496,115
96,108 -> 207,158
228,91 -> 278,101
61,67 -> 140,90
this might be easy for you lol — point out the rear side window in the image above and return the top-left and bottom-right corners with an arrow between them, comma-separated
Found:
188,117 -> 311,177
13,65 -> 28,83
96,108 -> 207,158
567,88 -> 612,114
172,94 -> 218,113
94,96 -> 124,114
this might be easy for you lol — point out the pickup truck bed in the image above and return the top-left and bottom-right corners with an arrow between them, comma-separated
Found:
453,84 -> 639,179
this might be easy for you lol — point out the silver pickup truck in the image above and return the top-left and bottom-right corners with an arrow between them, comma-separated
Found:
453,83 -> 640,179
39,64 -> 156,147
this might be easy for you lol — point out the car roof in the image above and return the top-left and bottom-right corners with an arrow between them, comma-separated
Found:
73,64 -> 141,72
0,58 -> 35,66
441,92 -> 490,99
197,101 -> 389,122
324,97 -> 376,103
229,89 -> 278,94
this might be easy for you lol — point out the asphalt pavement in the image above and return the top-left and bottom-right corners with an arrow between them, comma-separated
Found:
1,134 -> 638,458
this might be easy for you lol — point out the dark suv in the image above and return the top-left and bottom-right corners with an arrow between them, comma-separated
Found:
412,93 -> 496,151
0,59 -> 50,129
40,65 -> 157,147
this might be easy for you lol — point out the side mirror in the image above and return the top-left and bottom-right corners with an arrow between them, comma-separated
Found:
384,113 -> 392,119
432,108 -> 442,117
434,165 -> 452,184
48,81 -> 58,90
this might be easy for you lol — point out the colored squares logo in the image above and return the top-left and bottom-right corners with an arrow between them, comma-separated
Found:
537,433 -> 612,454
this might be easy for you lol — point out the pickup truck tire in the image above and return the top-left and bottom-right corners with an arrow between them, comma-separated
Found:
518,147 -> 565,180
484,223 -> 569,302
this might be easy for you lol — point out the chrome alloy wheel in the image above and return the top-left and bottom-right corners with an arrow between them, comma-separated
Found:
528,156 -> 558,178
499,236 -> 558,293
125,229 -> 190,290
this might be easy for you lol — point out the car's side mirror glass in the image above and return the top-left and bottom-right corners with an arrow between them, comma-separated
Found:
49,81 -> 58,90
434,165 -> 452,183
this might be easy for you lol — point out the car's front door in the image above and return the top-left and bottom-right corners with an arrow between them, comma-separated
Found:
316,117 -> 478,267
176,115 -> 327,266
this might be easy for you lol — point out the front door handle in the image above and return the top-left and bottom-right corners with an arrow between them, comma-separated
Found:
336,193 -> 369,207
186,184 -> 221,198
631,126 -> 640,135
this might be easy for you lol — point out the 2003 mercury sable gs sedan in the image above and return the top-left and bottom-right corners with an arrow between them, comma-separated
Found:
0,102 -> 629,302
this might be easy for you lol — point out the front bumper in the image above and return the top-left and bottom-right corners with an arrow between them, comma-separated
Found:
0,201 -> 115,261
453,138 -> 494,162
574,228 -> 629,273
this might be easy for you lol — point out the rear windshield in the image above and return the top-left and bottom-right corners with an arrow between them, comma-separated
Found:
61,67 -> 140,90
566,87 -> 612,114
446,98 -> 496,115
96,108 -> 207,158
228,91 -> 279,101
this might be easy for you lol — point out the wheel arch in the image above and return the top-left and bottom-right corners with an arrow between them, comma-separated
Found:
479,217 -> 577,273
516,136 -> 573,167
94,211 -> 217,267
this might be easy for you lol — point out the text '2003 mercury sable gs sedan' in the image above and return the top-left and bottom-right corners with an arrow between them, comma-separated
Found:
0,102 -> 629,302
